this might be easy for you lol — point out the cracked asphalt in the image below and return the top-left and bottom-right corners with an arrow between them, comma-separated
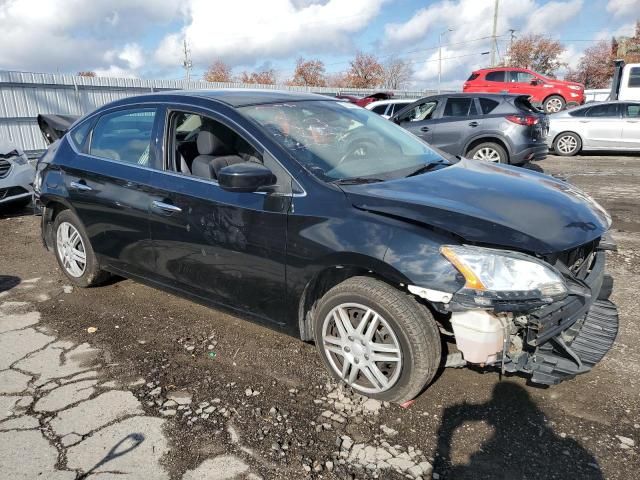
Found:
0,154 -> 638,479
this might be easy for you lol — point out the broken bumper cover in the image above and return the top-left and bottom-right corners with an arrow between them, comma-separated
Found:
505,251 -> 619,385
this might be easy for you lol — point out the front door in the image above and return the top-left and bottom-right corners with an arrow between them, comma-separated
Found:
66,106 -> 161,276
581,103 -> 622,148
395,99 -> 439,144
147,107 -> 292,325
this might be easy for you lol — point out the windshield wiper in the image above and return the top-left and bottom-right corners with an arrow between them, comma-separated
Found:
405,161 -> 449,178
331,177 -> 385,185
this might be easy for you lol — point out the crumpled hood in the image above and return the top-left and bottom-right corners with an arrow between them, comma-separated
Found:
341,159 -> 610,254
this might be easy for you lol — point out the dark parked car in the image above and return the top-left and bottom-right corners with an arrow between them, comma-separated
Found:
35,90 -> 618,403
392,93 -> 549,165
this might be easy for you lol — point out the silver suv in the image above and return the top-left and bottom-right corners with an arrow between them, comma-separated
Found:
0,140 -> 34,209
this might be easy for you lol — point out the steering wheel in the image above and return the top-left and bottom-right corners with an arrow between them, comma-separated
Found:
336,135 -> 381,168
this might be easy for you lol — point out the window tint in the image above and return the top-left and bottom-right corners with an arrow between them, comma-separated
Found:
467,73 -> 479,81
485,71 -> 505,82
90,109 -> 157,166
629,67 -> 640,88
479,98 -> 500,114
69,120 -> 92,150
585,104 -> 619,118
568,107 -> 589,117
624,103 -> 640,118
371,104 -> 388,114
509,71 -> 536,83
443,98 -> 475,117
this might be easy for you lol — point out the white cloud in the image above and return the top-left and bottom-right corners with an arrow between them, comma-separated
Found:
154,0 -> 387,68
607,0 -> 640,17
0,0 -> 178,74
523,0 -> 583,35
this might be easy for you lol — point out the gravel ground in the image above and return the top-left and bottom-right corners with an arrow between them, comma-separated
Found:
0,154 -> 638,479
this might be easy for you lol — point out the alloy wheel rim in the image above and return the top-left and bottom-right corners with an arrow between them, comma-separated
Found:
473,147 -> 501,162
321,303 -> 402,394
56,222 -> 86,278
547,98 -> 563,113
557,135 -> 577,154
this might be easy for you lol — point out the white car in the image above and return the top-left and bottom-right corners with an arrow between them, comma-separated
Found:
365,99 -> 415,119
547,101 -> 640,156
0,140 -> 34,208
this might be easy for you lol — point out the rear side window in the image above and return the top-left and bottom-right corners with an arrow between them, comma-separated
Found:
479,98 -> 500,114
629,67 -> 640,88
69,121 -> 92,150
443,98 -> 476,117
485,71 -> 505,82
467,73 -> 479,81
624,103 -> 640,118
371,104 -> 388,115
568,107 -> 589,117
585,104 -> 619,117
90,109 -> 157,167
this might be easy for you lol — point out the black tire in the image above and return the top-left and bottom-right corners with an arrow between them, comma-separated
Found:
313,276 -> 441,403
543,95 -> 566,113
467,142 -> 508,164
2,196 -> 32,212
552,132 -> 582,156
52,209 -> 110,287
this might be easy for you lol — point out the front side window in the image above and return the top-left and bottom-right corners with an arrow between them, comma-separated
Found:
90,109 -> 157,167
628,67 -> 640,88
510,71 -> 535,83
241,100 -> 448,182
443,98 -> 477,117
585,104 -> 619,118
398,101 -> 438,122
485,71 -> 505,82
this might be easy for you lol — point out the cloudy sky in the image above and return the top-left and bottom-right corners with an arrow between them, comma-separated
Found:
0,0 -> 638,89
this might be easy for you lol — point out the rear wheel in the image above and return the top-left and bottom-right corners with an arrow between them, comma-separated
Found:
553,132 -> 581,156
468,142 -> 508,163
53,209 -> 110,287
313,276 -> 441,403
543,95 -> 565,113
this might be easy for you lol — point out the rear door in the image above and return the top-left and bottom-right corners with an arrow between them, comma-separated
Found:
66,106 -> 161,276
427,97 -> 482,155
484,70 -> 508,94
581,103 -> 622,148
621,102 -> 640,149
394,99 -> 439,143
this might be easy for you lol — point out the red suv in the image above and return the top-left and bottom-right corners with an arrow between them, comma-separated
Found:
463,67 -> 585,113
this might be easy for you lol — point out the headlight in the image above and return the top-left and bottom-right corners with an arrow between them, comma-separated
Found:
7,150 -> 28,165
441,245 -> 567,304
568,85 -> 582,91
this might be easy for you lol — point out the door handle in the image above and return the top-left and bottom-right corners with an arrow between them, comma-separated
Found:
69,181 -> 92,192
468,121 -> 479,127
420,126 -> 430,132
152,200 -> 182,214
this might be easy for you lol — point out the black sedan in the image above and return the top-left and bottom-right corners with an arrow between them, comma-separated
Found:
35,90 -> 618,403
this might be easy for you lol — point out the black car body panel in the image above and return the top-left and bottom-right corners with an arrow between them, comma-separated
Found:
35,90 -> 617,389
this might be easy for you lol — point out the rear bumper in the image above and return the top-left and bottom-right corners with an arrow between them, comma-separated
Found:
510,143 -> 548,165
505,251 -> 619,385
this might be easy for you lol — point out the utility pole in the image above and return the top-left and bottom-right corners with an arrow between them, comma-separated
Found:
507,29 -> 516,65
438,28 -> 453,94
490,0 -> 500,66
182,38 -> 193,82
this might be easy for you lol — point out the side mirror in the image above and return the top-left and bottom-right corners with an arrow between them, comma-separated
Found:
218,162 -> 276,193
530,79 -> 540,85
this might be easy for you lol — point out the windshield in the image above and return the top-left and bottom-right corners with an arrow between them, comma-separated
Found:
240,100 -> 448,182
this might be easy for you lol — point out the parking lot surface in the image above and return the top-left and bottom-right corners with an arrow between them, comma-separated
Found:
0,154 -> 638,479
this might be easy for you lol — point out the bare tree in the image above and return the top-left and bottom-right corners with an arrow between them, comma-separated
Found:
506,34 -> 566,76
239,69 -> 276,85
565,40 -> 615,88
326,71 -> 350,88
347,52 -> 384,88
204,60 -> 233,83
288,58 -> 326,86
382,57 -> 413,89
77,71 -> 97,77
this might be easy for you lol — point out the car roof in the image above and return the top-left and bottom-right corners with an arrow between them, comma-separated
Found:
424,92 -> 519,99
170,89 -> 334,107
367,99 -> 415,107
474,67 -> 532,72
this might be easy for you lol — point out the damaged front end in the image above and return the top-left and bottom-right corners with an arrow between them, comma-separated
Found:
435,236 -> 619,385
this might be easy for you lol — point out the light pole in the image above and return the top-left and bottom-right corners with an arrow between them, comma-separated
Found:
438,28 -> 453,94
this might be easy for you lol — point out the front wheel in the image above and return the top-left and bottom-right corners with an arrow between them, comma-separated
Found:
553,132 -> 581,156
543,95 -> 565,113
468,142 -> 508,163
313,276 -> 441,403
